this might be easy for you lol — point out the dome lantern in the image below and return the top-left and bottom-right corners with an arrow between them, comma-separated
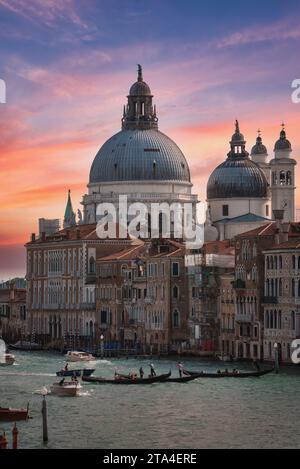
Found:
122,65 -> 158,131
227,120 -> 249,159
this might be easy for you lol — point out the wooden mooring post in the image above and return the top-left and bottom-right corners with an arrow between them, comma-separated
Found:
42,395 -> 48,443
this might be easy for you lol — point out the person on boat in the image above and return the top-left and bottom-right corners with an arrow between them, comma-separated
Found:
225,368 -> 229,374
149,363 -> 156,377
253,360 -> 260,371
139,367 -> 144,379
59,378 -> 65,386
217,369 -> 221,374
64,363 -> 69,372
176,361 -> 184,377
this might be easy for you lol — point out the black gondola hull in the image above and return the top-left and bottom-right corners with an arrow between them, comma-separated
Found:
82,371 -> 171,384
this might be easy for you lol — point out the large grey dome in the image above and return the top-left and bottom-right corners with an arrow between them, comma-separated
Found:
207,157 -> 268,199
89,129 -> 191,183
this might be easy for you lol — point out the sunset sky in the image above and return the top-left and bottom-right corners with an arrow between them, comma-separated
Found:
0,0 -> 300,279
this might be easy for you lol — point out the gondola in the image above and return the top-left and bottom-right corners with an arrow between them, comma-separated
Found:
183,368 -> 274,378
166,373 -> 202,383
82,370 -> 171,384
56,368 -> 95,377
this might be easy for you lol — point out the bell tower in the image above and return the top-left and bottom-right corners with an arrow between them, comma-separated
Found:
270,124 -> 296,222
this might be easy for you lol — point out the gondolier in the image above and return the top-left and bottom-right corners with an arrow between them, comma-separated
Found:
149,363 -> 156,377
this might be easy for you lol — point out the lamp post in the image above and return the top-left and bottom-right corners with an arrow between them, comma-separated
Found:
274,342 -> 279,374
100,334 -> 104,360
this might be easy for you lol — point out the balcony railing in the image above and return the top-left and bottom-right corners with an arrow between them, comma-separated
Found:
235,313 -> 254,323
80,302 -> 96,310
261,296 -> 278,304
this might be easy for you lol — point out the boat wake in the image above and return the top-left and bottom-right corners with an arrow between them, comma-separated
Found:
78,390 -> 92,397
0,371 -> 55,377
32,386 -> 50,395
95,360 -> 112,365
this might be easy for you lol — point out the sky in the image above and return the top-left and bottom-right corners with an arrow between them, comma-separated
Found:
0,0 -> 300,279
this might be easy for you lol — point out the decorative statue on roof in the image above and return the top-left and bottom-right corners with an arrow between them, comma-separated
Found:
77,209 -> 83,224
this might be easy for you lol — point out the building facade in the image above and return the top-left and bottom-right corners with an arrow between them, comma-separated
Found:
263,239 -> 300,363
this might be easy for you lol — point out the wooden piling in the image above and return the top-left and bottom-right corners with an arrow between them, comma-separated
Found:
42,395 -> 48,443
12,423 -> 18,449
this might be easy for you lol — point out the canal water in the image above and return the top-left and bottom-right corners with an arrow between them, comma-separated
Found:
0,352 -> 299,449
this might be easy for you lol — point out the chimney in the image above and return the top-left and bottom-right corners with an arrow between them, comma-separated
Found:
31,233 -> 36,242
66,229 -> 70,240
272,209 -> 284,230
76,229 -> 81,240
41,232 -> 46,242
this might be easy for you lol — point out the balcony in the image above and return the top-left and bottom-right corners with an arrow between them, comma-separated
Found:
133,275 -> 147,283
235,313 -> 254,323
80,302 -> 96,310
145,297 -> 155,304
232,279 -> 246,289
261,296 -> 278,304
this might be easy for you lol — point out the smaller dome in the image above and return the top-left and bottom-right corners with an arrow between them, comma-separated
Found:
251,136 -> 267,155
274,129 -> 292,151
129,64 -> 151,96
129,80 -> 151,96
231,120 -> 245,143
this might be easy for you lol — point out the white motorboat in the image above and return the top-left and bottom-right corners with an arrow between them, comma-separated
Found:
0,339 -> 15,365
65,351 -> 96,362
50,380 -> 82,397
0,353 -> 15,366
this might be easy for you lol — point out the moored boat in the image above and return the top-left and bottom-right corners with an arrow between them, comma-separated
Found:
183,368 -> 274,378
82,371 -> 171,384
9,340 -> 42,351
0,404 -> 29,421
56,368 -> 95,377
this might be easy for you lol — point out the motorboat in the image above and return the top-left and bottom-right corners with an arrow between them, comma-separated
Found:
0,338 -> 15,365
0,353 -> 15,366
0,404 -> 29,421
65,351 -> 96,362
56,368 -> 95,377
50,379 -> 82,396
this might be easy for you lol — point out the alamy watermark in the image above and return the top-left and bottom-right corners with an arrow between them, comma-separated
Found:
95,195 -> 204,249
0,78 -> 6,103
291,339 -> 300,364
291,79 -> 300,104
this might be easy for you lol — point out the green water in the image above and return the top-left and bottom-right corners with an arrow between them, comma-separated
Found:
0,352 -> 299,449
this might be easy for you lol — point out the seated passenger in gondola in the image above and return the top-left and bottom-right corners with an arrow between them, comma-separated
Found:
217,369 -> 221,374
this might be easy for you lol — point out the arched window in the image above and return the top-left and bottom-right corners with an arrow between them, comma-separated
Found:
292,278 -> 295,297
270,257 -> 274,269
272,172 -> 277,185
89,256 -> 95,274
274,257 -> 278,270
266,257 -> 270,270
279,278 -> 283,297
286,171 -> 292,185
279,256 -> 282,269
291,311 -> 296,330
173,285 -> 179,299
279,171 -> 286,185
292,255 -> 296,269
278,311 -> 282,329
172,310 -> 180,328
